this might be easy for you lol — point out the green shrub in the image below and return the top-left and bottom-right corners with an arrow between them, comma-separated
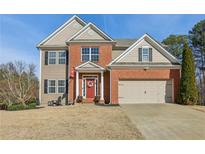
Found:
7,103 -> 25,111
27,102 -> 36,109
27,98 -> 37,104
7,101 -> 37,111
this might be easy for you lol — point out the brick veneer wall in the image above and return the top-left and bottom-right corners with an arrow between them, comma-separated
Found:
68,43 -> 112,102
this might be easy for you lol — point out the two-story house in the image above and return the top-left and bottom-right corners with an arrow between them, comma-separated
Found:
37,15 -> 181,105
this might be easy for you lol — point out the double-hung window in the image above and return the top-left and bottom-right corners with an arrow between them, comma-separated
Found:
82,48 -> 90,61
47,51 -> 66,65
48,52 -> 56,64
142,47 -> 149,62
59,51 -> 66,64
48,80 -> 56,93
58,80 -> 65,93
47,80 -> 65,93
91,48 -> 99,62
81,47 -> 99,62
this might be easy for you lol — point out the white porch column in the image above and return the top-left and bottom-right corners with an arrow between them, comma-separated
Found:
100,71 -> 104,100
75,71 -> 79,99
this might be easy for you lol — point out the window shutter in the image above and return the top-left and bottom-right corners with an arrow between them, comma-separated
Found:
45,51 -> 48,65
138,48 -> 142,62
149,48 -> 152,62
44,79 -> 48,94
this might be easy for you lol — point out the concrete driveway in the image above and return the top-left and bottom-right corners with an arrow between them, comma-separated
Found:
121,103 -> 205,140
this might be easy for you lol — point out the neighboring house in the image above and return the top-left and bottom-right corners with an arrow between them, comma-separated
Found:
37,15 -> 181,105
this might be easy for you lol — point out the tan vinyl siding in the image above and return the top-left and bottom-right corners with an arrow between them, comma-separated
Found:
112,50 -> 124,60
118,39 -> 171,63
74,27 -> 105,40
44,20 -> 84,45
41,50 -> 67,105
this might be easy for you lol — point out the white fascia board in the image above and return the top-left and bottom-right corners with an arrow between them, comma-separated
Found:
75,61 -> 105,70
75,61 -> 90,69
90,22 -> 114,41
37,15 -> 86,47
109,64 -> 181,69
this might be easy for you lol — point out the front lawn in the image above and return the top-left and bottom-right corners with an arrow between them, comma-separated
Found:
192,105 -> 205,113
0,104 -> 143,139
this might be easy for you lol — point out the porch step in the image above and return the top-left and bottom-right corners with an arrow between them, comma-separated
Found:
84,98 -> 94,102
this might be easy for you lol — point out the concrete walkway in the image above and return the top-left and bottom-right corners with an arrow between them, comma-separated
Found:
121,104 -> 205,140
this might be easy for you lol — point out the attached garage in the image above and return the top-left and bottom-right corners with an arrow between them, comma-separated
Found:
118,80 -> 173,104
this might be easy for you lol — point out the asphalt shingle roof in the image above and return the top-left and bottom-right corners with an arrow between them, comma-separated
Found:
114,39 -> 137,47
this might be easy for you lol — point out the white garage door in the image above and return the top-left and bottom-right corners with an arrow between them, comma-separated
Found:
118,80 -> 173,104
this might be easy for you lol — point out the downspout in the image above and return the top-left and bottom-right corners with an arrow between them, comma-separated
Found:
107,67 -> 112,104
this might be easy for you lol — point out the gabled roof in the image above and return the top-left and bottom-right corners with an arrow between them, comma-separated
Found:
108,33 -> 180,66
66,22 -> 115,43
75,61 -> 105,71
37,15 -> 86,47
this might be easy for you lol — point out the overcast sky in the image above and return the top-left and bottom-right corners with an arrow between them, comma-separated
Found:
0,14 -> 205,77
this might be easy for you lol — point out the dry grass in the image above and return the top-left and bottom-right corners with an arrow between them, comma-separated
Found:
0,104 -> 143,140
192,105 -> 205,113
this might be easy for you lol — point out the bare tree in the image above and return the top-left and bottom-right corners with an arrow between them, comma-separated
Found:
0,61 -> 38,106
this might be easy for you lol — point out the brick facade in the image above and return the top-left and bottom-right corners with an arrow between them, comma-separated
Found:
68,43 -> 112,102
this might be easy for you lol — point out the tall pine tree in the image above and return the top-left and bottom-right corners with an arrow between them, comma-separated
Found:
179,42 -> 198,105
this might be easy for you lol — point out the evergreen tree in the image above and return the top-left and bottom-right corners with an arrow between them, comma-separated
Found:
189,19 -> 205,105
179,43 -> 198,105
162,34 -> 188,60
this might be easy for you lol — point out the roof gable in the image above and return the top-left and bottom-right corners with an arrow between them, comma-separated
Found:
108,34 -> 180,66
75,61 -> 105,71
118,39 -> 171,63
67,23 -> 114,42
37,15 -> 86,47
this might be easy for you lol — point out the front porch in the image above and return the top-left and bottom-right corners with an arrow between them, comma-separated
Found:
74,61 -> 107,103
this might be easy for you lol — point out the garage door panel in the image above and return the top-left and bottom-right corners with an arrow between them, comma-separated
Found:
119,80 -> 172,104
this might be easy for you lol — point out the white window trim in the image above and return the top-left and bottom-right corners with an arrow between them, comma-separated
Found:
48,50 -> 66,65
82,79 -> 86,97
48,51 -> 57,65
58,51 -> 66,64
142,46 -> 150,62
81,47 -> 99,62
48,79 -> 57,94
58,80 -> 66,93
81,47 -> 90,62
47,79 -> 66,94
82,75 -> 98,98
91,48 -> 99,62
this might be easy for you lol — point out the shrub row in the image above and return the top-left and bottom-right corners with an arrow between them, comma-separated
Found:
7,102 -> 37,111
0,100 -> 37,111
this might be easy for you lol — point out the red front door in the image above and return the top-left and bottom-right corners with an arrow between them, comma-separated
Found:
86,79 -> 95,98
